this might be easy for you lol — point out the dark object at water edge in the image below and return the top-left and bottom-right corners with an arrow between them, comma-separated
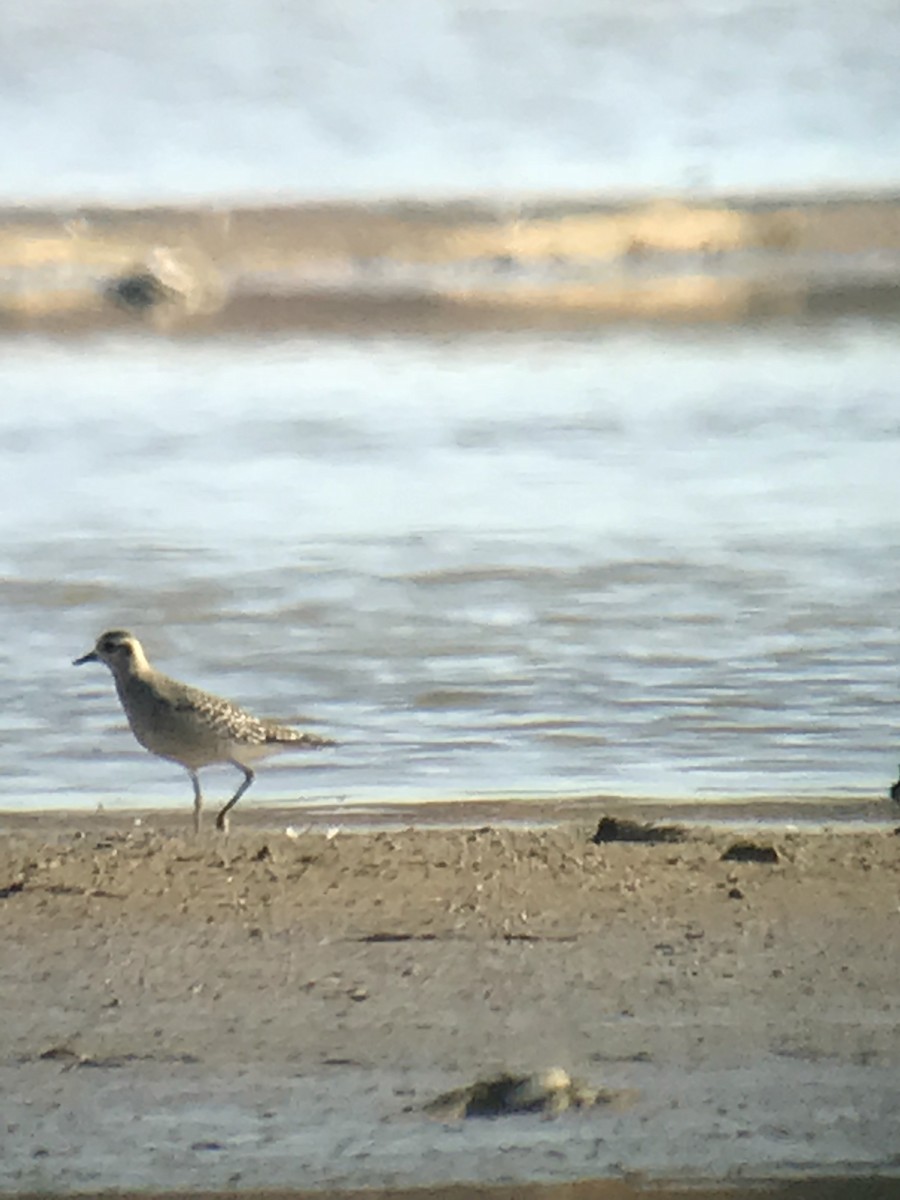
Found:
889,764 -> 900,803
105,270 -> 177,312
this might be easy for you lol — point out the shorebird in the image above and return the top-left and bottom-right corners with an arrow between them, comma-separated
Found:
74,629 -> 335,832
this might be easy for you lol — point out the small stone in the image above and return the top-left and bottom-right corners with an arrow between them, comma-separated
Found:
592,816 -> 686,845
423,1067 -> 625,1120
721,842 -> 779,864
105,270 -> 174,312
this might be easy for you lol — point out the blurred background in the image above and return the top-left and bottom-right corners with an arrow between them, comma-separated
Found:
4,0 -> 900,201
2,0 -> 900,816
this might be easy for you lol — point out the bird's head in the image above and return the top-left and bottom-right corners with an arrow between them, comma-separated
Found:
74,629 -> 147,675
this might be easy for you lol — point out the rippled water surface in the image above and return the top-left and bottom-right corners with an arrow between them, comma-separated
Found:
2,325 -> 900,812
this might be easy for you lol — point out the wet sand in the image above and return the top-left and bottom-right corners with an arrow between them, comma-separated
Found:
2,807 -> 899,1196
3,190 -> 900,332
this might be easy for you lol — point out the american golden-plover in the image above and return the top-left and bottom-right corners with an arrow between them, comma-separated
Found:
74,629 -> 335,832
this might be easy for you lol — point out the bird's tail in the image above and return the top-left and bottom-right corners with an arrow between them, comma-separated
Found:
266,727 -> 336,748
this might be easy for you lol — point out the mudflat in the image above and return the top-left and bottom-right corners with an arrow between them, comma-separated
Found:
6,193 -> 900,333
1,809 -> 899,1196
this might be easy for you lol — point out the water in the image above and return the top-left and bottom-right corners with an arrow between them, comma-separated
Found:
2,0 -> 900,203
0,322 -> 898,813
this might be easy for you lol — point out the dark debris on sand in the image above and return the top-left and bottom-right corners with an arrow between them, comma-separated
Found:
591,816 -> 687,845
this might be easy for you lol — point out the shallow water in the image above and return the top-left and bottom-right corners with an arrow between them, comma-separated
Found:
1,323 -> 898,813
2,0 -> 900,202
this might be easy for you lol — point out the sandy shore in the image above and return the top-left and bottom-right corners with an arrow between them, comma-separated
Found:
1,808 -> 899,1197
3,190 -> 900,332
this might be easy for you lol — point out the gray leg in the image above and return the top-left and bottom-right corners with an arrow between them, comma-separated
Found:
189,770 -> 203,834
215,764 -> 255,833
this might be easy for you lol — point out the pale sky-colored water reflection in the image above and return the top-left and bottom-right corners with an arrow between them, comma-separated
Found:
2,325 -> 899,813
3,0 -> 900,202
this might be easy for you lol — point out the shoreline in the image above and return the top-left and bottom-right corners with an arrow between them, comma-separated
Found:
2,817 -> 899,1194
4,1182 -> 899,1200
4,188 -> 900,332
0,793 -> 895,838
